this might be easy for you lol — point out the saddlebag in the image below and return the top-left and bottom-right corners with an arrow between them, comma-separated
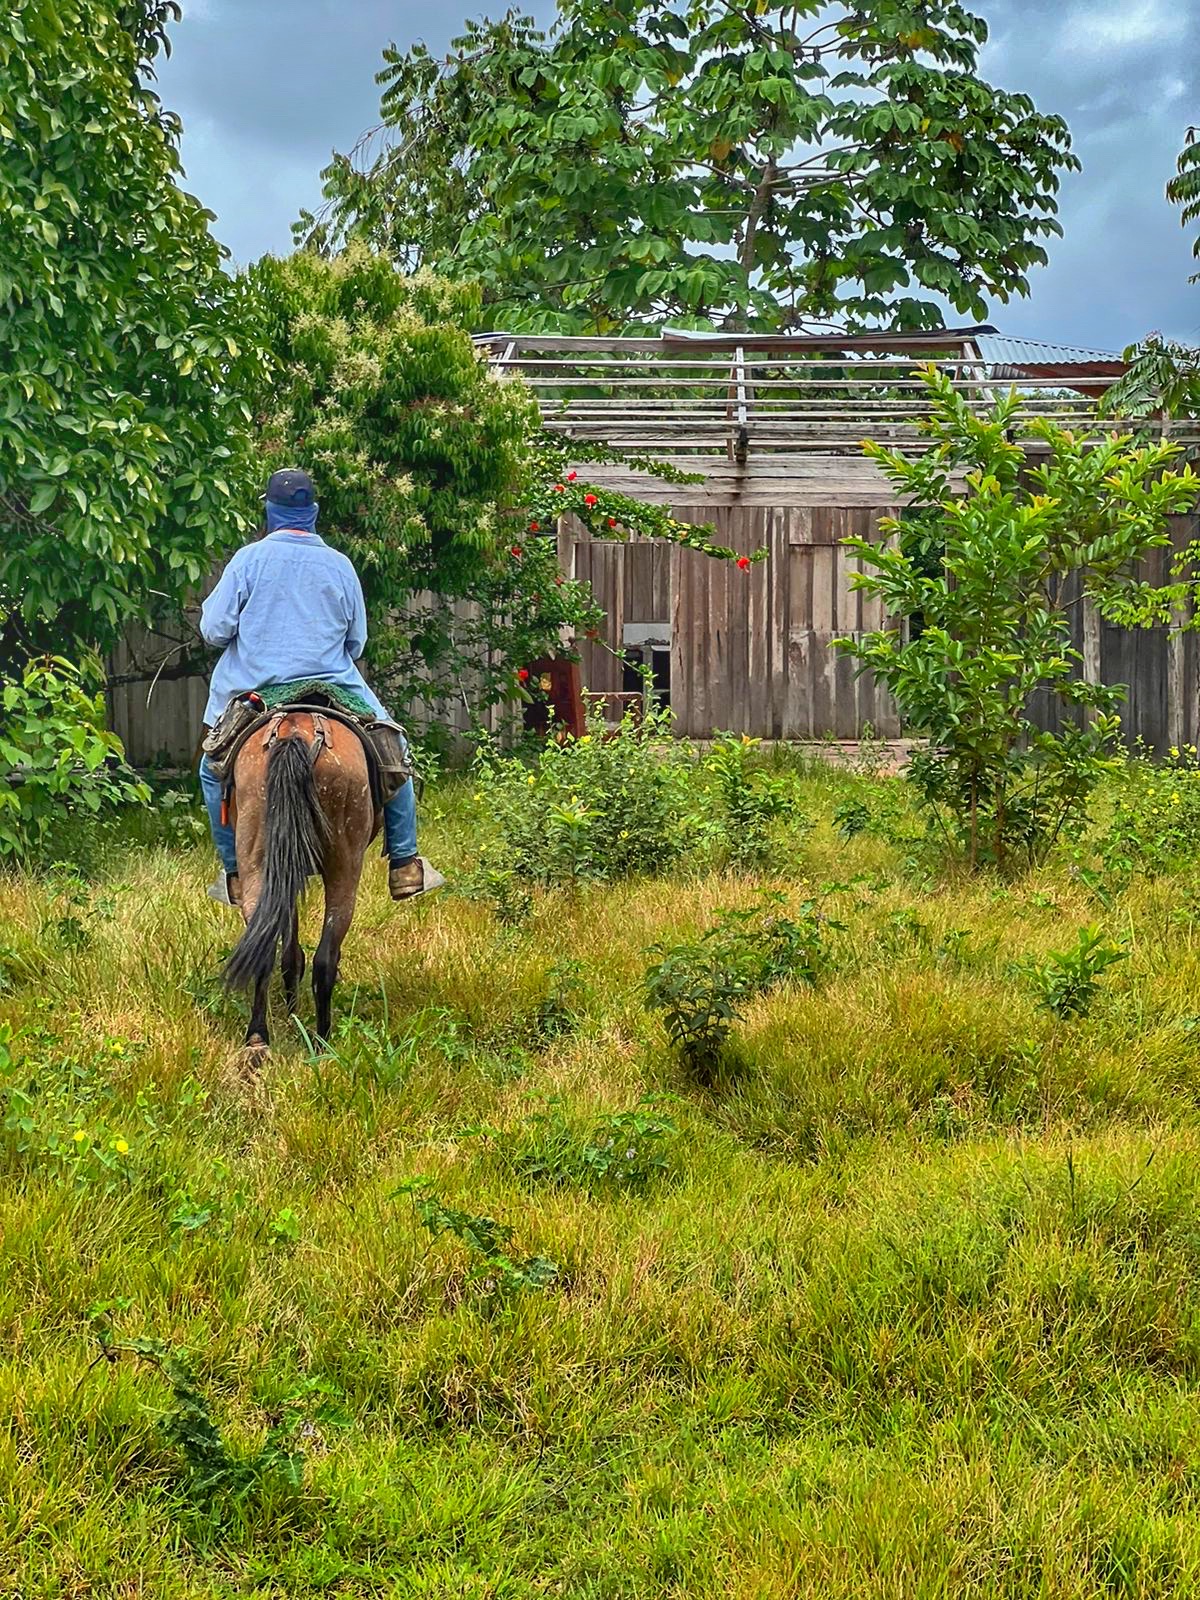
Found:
201,693 -> 269,785
359,717 -> 412,807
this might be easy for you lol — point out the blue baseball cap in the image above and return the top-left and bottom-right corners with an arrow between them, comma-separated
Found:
264,467 -> 315,508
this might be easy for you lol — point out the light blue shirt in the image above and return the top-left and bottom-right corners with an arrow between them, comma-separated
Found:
199,530 -> 387,725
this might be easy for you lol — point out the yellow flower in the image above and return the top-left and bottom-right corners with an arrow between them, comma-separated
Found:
527,774 -> 536,786
72,1129 -> 87,1144
114,1138 -> 129,1155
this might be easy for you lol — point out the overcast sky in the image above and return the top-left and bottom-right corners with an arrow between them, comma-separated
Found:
158,0 -> 1198,351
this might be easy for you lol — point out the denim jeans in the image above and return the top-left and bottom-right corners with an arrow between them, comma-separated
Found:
198,747 -> 418,876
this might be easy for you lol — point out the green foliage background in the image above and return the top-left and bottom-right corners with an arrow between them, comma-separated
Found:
0,0 -> 267,669
301,0 -> 1077,333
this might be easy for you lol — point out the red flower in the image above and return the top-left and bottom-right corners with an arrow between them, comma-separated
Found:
517,668 -> 530,682
606,517 -> 617,529
529,520 -> 539,532
553,483 -> 565,492
511,545 -> 522,558
736,556 -> 752,571
584,493 -> 598,507
567,470 -> 578,481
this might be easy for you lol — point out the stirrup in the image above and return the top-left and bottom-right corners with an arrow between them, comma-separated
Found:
207,873 -> 239,907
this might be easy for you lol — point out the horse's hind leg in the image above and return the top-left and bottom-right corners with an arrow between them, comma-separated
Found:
246,973 -> 270,1051
312,892 -> 357,1044
238,870 -> 271,1051
282,909 -> 306,1016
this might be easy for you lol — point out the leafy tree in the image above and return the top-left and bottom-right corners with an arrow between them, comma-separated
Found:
1102,336 -> 1200,430
299,0 -> 1077,334
837,370 -> 1199,872
0,0 -> 268,670
1167,125 -> 1200,282
254,249 -> 744,734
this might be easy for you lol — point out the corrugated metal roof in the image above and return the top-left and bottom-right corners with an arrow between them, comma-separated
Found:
974,333 -> 1122,367
476,327 -> 1127,369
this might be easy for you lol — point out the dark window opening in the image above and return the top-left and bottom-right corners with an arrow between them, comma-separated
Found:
622,645 -> 671,710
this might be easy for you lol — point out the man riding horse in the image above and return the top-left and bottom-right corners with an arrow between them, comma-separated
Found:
197,467 -> 444,908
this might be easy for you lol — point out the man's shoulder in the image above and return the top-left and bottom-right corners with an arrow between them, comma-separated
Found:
242,535 -> 361,592
322,544 -> 362,586
213,541 -> 256,584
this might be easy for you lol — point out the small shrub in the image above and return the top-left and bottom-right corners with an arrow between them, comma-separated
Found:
526,959 -> 587,1045
150,786 -> 209,850
89,1306 -> 318,1512
877,907 -> 932,956
0,1025 -> 207,1189
0,657 -> 150,861
700,733 -> 810,870
268,1207 -> 302,1248
1020,926 -> 1127,1019
1090,745 -> 1200,884
166,1161 -> 248,1239
644,893 -> 835,1075
832,781 -> 925,869
394,1178 -> 558,1293
468,1095 -> 678,1195
472,705 -> 692,885
461,863 -> 534,927
838,369 -> 1199,872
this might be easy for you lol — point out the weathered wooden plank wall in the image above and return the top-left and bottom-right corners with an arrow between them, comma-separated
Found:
572,505 -> 901,738
672,502 -> 896,739
107,506 -> 1200,763
573,508 -> 1200,748
1018,515 -> 1198,753
108,623 -> 209,768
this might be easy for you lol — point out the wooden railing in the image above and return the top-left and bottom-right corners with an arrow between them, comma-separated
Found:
486,337 -> 1200,459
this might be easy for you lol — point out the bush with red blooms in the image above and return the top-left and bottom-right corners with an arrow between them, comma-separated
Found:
522,433 -> 768,566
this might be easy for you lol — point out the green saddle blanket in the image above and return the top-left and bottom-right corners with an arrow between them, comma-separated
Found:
256,679 -> 375,719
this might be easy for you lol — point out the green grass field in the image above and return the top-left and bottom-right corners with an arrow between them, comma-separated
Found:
6,764 -> 1200,1598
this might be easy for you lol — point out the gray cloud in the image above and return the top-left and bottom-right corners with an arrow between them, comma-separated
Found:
157,0 -> 1200,347
981,0 -> 1200,346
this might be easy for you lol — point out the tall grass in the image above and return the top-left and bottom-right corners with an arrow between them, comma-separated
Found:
4,770 -> 1200,1596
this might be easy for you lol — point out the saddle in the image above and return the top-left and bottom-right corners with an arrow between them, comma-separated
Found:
202,691 -> 411,815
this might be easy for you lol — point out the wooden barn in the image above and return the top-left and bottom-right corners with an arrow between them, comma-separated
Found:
483,326 -> 1200,749
108,325 -> 1200,764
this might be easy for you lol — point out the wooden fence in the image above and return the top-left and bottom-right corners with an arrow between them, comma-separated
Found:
107,590 -> 509,768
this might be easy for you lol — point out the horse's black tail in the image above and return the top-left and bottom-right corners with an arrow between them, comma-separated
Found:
224,737 -> 327,991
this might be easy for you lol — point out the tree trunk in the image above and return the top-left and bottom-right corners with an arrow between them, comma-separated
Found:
739,158 -> 778,277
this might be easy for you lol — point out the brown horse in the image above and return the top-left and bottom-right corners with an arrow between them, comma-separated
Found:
224,712 -> 377,1048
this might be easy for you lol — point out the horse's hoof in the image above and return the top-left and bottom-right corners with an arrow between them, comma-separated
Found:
221,1042 -> 274,1109
227,1039 -> 270,1081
